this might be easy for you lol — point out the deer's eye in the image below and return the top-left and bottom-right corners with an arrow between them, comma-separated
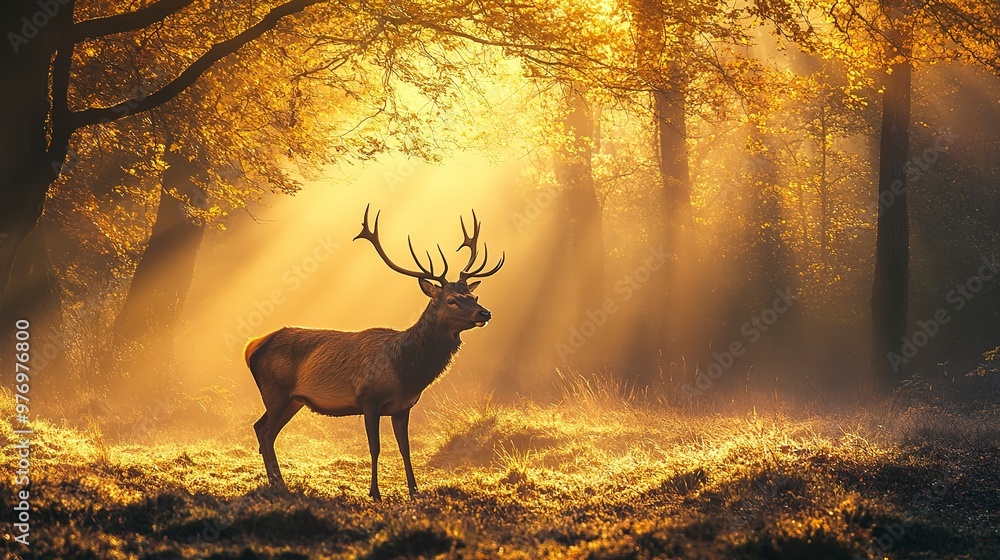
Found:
446,298 -> 457,305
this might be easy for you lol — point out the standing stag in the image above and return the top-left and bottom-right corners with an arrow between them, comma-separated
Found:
245,205 -> 504,499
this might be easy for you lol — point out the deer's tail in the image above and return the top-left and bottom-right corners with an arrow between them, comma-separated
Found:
244,334 -> 273,369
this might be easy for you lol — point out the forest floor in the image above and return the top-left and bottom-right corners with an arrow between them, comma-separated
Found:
3,379 -> 1000,560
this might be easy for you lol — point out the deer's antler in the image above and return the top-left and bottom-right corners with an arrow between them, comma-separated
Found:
355,205 -> 449,284
457,209 -> 505,282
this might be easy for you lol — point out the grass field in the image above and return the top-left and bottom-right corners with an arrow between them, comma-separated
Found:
3,378 -> 1000,560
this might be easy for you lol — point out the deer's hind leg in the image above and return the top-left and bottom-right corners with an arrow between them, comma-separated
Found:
259,393 -> 304,489
254,413 -> 268,453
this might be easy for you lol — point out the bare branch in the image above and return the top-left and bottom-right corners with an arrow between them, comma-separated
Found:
68,0 -> 327,132
72,0 -> 196,41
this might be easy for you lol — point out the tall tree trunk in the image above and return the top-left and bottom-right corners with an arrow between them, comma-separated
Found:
655,71 -> 692,231
748,132 -> 794,298
108,155 -> 207,397
552,84 -> 606,371
556,84 -> 605,316
818,105 -> 830,260
0,220 -> 64,393
630,0 -> 694,381
653,67 -> 693,374
871,5 -> 913,385
0,221 -> 61,326
0,1 -> 68,308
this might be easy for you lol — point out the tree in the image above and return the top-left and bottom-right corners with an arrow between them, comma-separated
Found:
0,0 -> 341,309
871,1 -> 914,383
108,152 -> 207,393
556,84 -> 606,321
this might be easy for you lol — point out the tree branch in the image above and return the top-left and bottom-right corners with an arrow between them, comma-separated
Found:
68,0 -> 326,131
72,0 -> 196,41
47,0 -> 77,173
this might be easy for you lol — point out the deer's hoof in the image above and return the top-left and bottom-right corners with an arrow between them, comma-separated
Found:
266,472 -> 287,490
370,490 -> 382,502
408,487 -> 419,499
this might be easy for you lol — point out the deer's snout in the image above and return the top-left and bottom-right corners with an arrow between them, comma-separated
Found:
475,308 -> 492,324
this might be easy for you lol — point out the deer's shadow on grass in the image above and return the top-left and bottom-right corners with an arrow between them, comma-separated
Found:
163,488 -> 368,546
428,415 -> 564,468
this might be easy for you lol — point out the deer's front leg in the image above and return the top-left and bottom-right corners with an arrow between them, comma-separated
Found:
364,407 -> 382,502
392,409 -> 418,498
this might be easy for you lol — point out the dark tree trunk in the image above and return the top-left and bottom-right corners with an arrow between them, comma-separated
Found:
742,130 -> 795,366
556,85 -> 605,316
0,1 -> 68,307
818,106 -> 830,260
0,220 -> 64,392
653,67 -> 693,374
109,155 -> 207,396
0,221 -> 61,325
871,59 -> 912,384
655,74 -> 692,230
549,85 -> 607,373
871,3 -> 913,385
629,0 -> 694,381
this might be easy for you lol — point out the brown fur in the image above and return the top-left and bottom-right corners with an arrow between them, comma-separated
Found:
243,335 -> 270,367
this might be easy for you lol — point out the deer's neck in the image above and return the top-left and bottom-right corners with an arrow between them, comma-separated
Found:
395,304 -> 461,391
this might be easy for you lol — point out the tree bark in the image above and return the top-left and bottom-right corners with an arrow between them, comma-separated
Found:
653,67 -> 693,374
0,1 -> 67,311
748,132 -> 793,299
871,5 -> 913,385
109,155 -> 207,396
0,220 -> 61,322
629,0 -> 694,378
871,61 -> 912,384
819,106 -> 830,260
655,72 -> 692,230
556,85 -> 605,316
0,220 -> 64,391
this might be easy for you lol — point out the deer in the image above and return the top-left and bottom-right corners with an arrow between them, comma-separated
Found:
244,205 -> 503,500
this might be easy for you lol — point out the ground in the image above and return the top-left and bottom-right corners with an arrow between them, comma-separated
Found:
2,379 -> 999,560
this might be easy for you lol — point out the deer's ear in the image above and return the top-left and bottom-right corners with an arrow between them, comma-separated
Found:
419,278 -> 441,298
467,280 -> 481,293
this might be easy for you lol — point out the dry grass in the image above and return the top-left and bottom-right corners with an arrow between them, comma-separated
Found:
2,377 -> 1000,559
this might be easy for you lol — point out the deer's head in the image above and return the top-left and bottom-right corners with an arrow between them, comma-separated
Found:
355,206 -> 504,333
